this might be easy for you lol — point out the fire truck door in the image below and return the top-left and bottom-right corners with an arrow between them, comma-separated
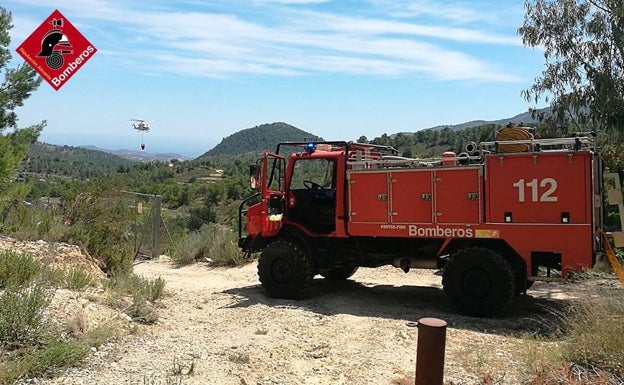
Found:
260,153 -> 286,237
390,170 -> 433,223
434,168 -> 481,224
348,172 -> 389,223
485,153 -> 590,224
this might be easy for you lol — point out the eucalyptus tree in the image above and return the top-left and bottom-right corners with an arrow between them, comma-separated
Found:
519,0 -> 624,133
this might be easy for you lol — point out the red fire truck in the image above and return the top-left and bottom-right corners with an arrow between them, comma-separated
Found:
238,128 -> 602,316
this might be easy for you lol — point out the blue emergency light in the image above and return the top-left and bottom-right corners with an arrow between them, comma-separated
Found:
305,142 -> 316,153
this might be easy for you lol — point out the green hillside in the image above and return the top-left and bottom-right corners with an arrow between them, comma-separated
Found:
198,122 -> 322,158
22,142 -> 137,179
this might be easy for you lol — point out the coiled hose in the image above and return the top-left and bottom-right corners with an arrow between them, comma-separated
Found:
496,126 -> 533,153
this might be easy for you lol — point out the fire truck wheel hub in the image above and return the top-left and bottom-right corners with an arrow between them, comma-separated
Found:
271,259 -> 293,283
461,268 -> 493,299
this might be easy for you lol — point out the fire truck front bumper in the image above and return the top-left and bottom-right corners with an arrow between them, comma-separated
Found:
238,235 -> 262,253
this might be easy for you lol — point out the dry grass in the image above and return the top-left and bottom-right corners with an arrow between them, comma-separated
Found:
527,364 -> 622,385
515,337 -> 564,375
391,373 -> 503,385
390,375 -> 413,385
514,283 -> 624,384
391,283 -> 624,385
558,289 -> 624,378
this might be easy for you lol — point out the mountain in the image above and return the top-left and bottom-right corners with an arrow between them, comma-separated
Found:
423,108 -> 547,132
198,122 -> 322,158
80,146 -> 190,162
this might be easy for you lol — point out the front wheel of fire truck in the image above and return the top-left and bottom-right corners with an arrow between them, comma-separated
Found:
442,247 -> 516,317
258,239 -> 314,299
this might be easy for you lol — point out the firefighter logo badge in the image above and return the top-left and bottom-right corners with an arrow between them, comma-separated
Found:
16,9 -> 97,91
37,17 -> 72,70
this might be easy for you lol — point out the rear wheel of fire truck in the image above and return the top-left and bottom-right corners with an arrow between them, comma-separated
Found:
320,265 -> 359,281
442,247 -> 516,316
258,239 -> 314,299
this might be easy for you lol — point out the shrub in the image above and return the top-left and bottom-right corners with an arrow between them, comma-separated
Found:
206,228 -> 243,266
108,274 -> 166,302
135,275 -> 166,303
64,227 -> 134,277
0,338 -> 89,384
128,295 -> 159,324
0,250 -> 41,289
171,232 -> 205,266
0,283 -> 50,349
82,321 -> 124,347
171,356 -> 195,376
58,185 -> 136,276
62,267 -> 94,290
228,352 -> 250,364
0,201 -> 66,243
1,183 -> 137,277
106,273 -> 165,323
172,224 -> 244,267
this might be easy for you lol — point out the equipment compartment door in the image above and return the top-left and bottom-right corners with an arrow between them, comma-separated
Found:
485,152 -> 591,224
390,170 -> 433,223
347,172 -> 389,223
435,168 -> 481,224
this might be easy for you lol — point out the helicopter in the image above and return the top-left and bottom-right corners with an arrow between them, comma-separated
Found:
130,119 -> 151,150
131,118 -> 150,132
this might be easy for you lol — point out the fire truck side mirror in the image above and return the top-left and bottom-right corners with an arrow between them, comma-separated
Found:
249,165 -> 261,189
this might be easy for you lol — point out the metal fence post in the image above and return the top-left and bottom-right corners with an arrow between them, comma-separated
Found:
151,195 -> 161,259
415,317 -> 447,385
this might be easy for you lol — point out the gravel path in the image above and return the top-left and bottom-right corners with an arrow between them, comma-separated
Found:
11,247 -> 621,385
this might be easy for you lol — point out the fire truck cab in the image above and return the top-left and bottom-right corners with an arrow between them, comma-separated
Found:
238,130 -> 602,316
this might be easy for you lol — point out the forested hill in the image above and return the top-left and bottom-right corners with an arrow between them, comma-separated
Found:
198,122 -> 321,158
423,108 -> 544,132
22,142 -> 137,179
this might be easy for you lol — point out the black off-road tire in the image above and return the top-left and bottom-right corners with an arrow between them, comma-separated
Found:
514,264 -> 534,295
320,265 -> 359,281
258,239 -> 314,299
514,261 -> 533,295
442,247 -> 517,316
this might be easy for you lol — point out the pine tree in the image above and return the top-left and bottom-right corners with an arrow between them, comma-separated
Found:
0,6 -> 45,185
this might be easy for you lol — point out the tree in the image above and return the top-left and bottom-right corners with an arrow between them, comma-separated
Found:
519,0 -> 624,132
0,7 -> 45,185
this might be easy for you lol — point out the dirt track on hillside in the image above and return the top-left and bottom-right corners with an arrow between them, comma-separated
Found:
16,251 -> 622,385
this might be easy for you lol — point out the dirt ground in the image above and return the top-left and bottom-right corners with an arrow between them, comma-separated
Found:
6,237 -> 622,385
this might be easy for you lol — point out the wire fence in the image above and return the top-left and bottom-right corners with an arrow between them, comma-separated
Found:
122,191 -> 172,259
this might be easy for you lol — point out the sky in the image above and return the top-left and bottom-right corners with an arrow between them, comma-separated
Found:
4,0 -> 547,158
